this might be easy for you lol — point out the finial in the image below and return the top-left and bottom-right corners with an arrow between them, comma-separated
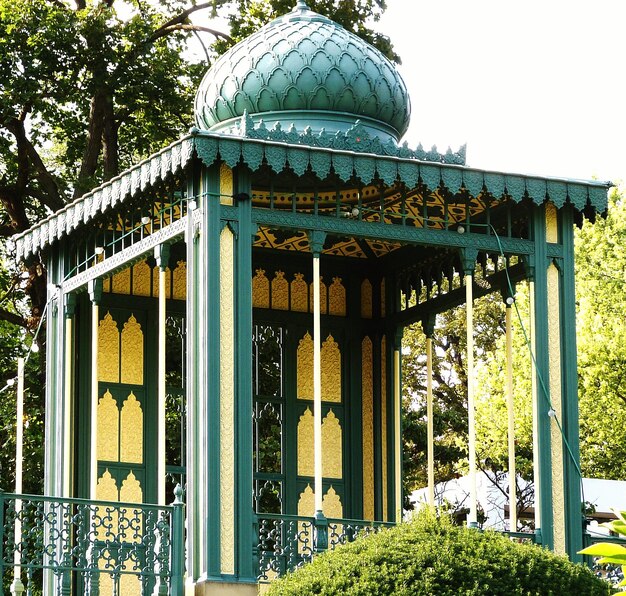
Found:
296,0 -> 309,9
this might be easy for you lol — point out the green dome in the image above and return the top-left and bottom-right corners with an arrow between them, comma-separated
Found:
194,1 -> 411,143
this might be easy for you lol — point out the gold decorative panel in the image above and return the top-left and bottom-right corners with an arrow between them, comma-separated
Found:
252,269 -> 270,309
112,267 -> 131,295
329,277 -> 346,316
172,261 -> 186,300
98,312 -> 119,383
120,471 -> 143,504
121,315 -> 143,385
381,336 -> 388,521
220,162 -> 234,205
322,410 -> 342,478
323,487 -> 343,519
380,278 -> 386,318
362,336 -> 375,520
309,277 -> 328,314
297,332 -> 314,400
271,271 -> 289,310
545,202 -> 558,243
547,262 -> 565,553
321,335 -> 341,403
291,273 -> 308,312
120,392 -> 143,464
96,469 -> 118,501
297,484 -> 315,517
97,390 -> 119,462
132,260 -> 152,297
102,276 -> 111,293
220,225 -> 235,575
361,279 -> 373,319
297,407 -> 314,477
152,267 -> 171,298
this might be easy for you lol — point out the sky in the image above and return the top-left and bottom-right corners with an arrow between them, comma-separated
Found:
376,1 -> 624,185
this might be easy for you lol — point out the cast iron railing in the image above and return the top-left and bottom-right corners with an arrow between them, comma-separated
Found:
0,488 -> 185,595
255,513 -> 394,582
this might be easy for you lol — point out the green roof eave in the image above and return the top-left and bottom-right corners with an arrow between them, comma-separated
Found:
13,130 -> 612,261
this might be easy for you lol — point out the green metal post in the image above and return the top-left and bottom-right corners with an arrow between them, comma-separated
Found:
170,485 -> 186,595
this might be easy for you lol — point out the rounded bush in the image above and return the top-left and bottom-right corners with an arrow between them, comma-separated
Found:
266,513 -> 610,595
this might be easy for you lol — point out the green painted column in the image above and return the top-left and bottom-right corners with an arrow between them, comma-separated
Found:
234,167 -> 256,582
530,204 -> 554,550
560,205 -> 583,560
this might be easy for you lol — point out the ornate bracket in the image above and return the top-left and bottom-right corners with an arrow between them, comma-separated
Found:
307,230 -> 326,257
154,243 -> 171,271
459,248 -> 478,276
88,278 -> 102,304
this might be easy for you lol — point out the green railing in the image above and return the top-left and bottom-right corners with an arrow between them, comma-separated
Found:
255,513 -> 394,582
0,488 -> 185,595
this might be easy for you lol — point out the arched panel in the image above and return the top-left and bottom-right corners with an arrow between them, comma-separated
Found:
172,260 -> 186,300
297,407 -> 314,477
297,331 -> 313,400
362,336 -> 374,520
132,260 -> 152,297
98,312 -> 119,383
271,271 -> 289,310
97,390 -> 119,462
120,392 -> 143,464
252,269 -> 270,308
121,315 -> 143,385
328,277 -> 346,316
322,410 -> 342,478
321,334 -> 341,403
361,279 -> 373,319
291,273 -> 308,312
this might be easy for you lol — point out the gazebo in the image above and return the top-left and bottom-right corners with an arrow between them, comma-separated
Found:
7,1 -> 610,594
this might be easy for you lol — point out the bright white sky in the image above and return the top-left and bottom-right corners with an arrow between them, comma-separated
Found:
376,0 -> 624,185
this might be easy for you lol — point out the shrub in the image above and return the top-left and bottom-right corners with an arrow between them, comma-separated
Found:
266,512 -> 610,595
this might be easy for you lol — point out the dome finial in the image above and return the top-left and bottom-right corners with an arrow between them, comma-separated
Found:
295,0 -> 309,9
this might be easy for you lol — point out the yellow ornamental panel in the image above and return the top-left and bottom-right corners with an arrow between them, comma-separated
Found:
309,277 -> 328,314
297,331 -> 314,400
362,336 -> 375,520
120,471 -> 143,504
96,470 -> 119,541
322,410 -> 342,478
297,407 -> 314,477
120,392 -> 143,464
545,202 -> 558,243
102,276 -> 111,293
121,315 -> 143,385
220,162 -> 234,205
323,486 -> 343,519
291,273 -> 308,312
152,267 -> 171,299
132,260 -> 152,297
361,279 -> 373,319
297,484 -> 315,517
329,277 -> 346,316
96,469 -> 119,501
98,312 -> 119,383
97,390 -> 119,462
381,336 -> 388,521
380,278 -> 386,318
112,267 -> 131,295
172,261 -> 187,300
321,334 -> 341,403
271,271 -> 289,310
252,269 -> 270,309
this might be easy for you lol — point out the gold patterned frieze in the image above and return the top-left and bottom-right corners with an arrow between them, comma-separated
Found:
252,269 -> 270,309
322,410 -> 342,478
220,162 -> 234,205
362,336 -> 375,520
291,273 -> 308,312
98,312 -> 119,383
97,390 -> 119,462
329,277 -> 346,316
120,315 -> 143,385
112,267 -> 131,295
361,279 -> 373,319
321,335 -> 341,403
120,392 -> 143,464
132,260 -> 152,297
297,331 -> 314,400
271,271 -> 289,310
297,407 -> 314,477
172,261 -> 186,300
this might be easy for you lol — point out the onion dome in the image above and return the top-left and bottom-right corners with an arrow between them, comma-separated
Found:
194,0 -> 410,144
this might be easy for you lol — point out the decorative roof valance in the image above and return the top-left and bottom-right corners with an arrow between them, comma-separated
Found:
13,130 -> 611,261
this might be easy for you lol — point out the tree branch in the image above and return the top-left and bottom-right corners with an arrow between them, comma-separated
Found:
149,2 -> 231,42
149,23 -> 231,44
0,306 -> 28,329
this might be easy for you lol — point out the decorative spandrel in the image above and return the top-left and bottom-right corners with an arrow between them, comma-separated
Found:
120,315 -> 143,385
297,407 -> 314,477
252,269 -> 270,309
132,260 -> 152,297
321,334 -> 341,403
172,260 -> 187,300
271,271 -> 289,310
97,390 -> 119,462
291,273 -> 308,312
297,331 -> 314,400
98,312 -> 119,383
329,277 -> 346,316
362,336 -> 374,520
112,267 -> 131,295
120,392 -> 143,464
322,410 -> 342,479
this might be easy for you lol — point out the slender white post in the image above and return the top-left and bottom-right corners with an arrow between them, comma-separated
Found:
313,255 -> 323,514
90,301 -> 99,498
529,280 -> 541,531
426,336 -> 435,509
465,273 -> 477,527
11,357 -> 25,596
158,263 -> 167,505
63,315 -> 73,497
394,348 -> 402,520
506,303 -> 517,531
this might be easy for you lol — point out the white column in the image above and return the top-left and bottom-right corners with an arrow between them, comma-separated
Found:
63,315 -> 73,497
529,280 -> 541,531
90,301 -> 99,498
466,273 -> 477,527
506,302 -> 517,531
313,254 -> 323,514
426,336 -> 435,509
11,357 -> 25,596
394,347 -> 402,520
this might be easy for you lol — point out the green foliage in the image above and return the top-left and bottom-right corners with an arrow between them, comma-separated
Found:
580,508 -> 626,586
267,512 -> 610,595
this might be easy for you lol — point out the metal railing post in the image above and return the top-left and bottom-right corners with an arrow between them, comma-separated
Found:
169,485 -> 185,596
314,511 -> 328,553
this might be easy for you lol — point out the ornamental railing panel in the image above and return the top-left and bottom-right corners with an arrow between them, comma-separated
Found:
0,491 -> 185,596
255,513 -> 394,582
